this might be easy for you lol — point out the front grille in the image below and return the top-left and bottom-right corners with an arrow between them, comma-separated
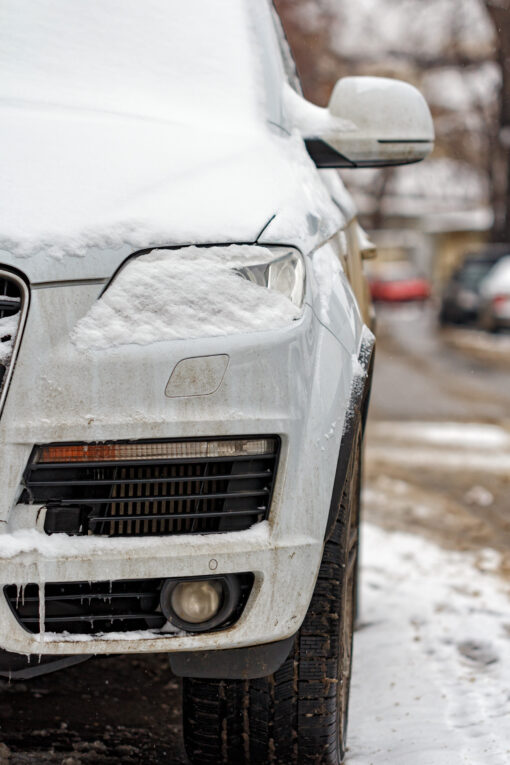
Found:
22,438 -> 279,537
0,274 -> 23,391
5,574 -> 253,635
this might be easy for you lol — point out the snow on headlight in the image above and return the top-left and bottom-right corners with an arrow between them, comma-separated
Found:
71,245 -> 304,351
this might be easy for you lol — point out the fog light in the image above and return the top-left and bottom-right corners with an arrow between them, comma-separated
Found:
171,580 -> 222,624
160,575 -> 241,633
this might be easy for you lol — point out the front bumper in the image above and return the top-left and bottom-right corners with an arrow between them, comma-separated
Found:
0,280 -> 360,656
0,523 -> 321,655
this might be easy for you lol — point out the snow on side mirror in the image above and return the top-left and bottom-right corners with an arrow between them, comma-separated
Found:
287,77 -> 434,169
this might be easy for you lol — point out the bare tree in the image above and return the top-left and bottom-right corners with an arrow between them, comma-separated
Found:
484,0 -> 510,239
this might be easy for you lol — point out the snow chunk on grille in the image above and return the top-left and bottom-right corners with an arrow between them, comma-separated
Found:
0,313 -> 19,365
71,246 -> 302,350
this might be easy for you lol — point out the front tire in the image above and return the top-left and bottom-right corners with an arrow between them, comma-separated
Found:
182,431 -> 362,765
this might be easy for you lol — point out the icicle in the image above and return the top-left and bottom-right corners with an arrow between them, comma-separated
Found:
38,580 -> 45,643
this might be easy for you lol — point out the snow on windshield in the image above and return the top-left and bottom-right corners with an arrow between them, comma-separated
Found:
1,0 -> 261,125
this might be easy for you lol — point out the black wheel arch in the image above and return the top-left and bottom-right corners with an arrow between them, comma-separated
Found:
324,329 -> 375,542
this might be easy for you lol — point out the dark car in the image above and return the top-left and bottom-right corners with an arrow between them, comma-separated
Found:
439,245 -> 510,326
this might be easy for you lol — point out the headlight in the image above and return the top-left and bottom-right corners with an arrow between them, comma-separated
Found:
235,250 -> 305,308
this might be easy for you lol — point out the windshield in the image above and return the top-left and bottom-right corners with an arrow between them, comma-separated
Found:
1,0 -> 264,127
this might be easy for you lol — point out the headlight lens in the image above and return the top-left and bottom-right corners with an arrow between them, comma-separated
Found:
236,250 -> 305,308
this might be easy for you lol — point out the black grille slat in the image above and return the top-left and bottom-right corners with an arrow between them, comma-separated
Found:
53,489 -> 270,505
28,472 -> 272,486
23,439 -> 279,537
89,508 -> 263,524
4,575 -> 254,635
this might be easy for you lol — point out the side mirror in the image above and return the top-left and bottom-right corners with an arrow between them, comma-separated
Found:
287,76 -> 434,169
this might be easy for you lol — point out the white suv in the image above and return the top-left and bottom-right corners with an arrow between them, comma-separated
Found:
0,1 -> 433,762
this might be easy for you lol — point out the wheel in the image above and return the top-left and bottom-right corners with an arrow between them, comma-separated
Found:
182,428 -> 362,765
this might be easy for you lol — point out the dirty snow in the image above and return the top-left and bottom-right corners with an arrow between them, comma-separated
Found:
71,246 -> 302,350
0,313 -> 19,365
349,523 -> 510,764
0,520 -> 273,563
370,421 -> 510,451
443,325 -> 510,359
367,420 -> 510,474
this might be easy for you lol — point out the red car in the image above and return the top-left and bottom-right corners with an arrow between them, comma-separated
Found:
369,262 -> 430,302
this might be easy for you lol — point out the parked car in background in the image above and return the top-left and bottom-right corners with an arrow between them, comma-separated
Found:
0,1 -> 433,762
369,260 -> 430,303
478,255 -> 510,332
439,245 -> 510,326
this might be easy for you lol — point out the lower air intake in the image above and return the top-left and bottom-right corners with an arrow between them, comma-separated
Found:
21,438 -> 279,537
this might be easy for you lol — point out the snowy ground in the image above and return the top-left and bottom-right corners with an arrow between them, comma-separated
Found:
349,523 -> 510,765
348,307 -> 510,765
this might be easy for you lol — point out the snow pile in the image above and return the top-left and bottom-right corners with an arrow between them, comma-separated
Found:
71,246 -> 302,350
0,314 -> 19,365
349,523 -> 510,764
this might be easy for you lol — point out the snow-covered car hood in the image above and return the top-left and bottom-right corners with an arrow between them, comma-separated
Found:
0,105 -> 342,284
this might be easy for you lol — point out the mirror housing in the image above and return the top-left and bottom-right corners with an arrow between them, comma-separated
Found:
288,76 -> 434,169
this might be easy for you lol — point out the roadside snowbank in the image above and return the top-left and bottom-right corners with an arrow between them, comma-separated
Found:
349,523 -> 510,764
369,420 -> 510,451
366,421 -> 510,474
